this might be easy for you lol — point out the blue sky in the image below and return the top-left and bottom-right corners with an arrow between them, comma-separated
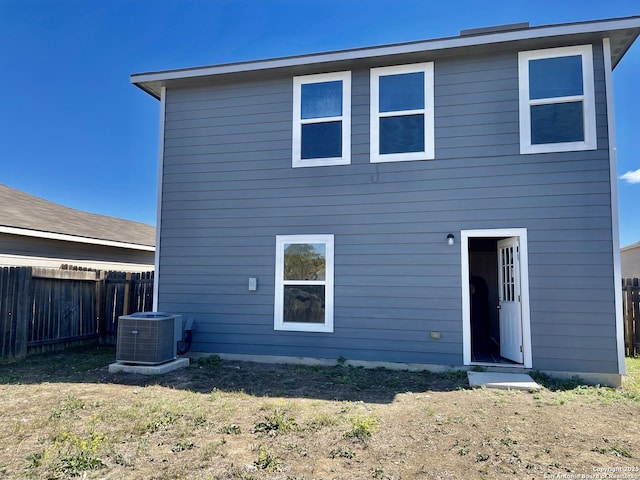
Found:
1,0 -> 639,245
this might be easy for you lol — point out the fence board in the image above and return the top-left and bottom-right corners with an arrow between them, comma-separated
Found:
623,278 -> 640,357
102,272 -> 125,340
0,267 -> 10,357
0,267 -> 31,359
14,267 -> 31,358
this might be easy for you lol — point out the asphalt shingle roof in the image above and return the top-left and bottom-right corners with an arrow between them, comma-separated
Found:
0,184 -> 155,248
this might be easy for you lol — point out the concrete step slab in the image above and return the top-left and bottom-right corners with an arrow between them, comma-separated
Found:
467,371 -> 541,391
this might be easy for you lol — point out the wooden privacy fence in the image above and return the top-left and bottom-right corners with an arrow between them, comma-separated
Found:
623,278 -> 640,357
0,266 -> 153,360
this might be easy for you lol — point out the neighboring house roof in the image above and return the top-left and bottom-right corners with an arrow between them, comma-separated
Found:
0,184 -> 155,251
621,241 -> 640,253
132,15 -> 640,99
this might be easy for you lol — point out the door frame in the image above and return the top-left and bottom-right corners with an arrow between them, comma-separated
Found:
461,228 -> 532,368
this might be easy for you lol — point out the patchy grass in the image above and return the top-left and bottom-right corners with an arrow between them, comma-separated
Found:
0,347 -> 639,479
624,356 -> 640,395
531,362 -> 640,406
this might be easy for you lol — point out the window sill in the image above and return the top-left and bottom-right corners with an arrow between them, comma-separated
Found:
520,139 -> 597,155
292,157 -> 351,168
274,323 -> 334,333
371,152 -> 433,163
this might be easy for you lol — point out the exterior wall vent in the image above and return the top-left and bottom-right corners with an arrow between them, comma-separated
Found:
460,22 -> 530,37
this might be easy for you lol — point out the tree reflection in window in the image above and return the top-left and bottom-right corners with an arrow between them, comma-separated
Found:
284,243 -> 326,281
283,243 -> 326,323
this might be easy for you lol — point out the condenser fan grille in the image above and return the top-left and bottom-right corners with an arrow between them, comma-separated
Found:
116,313 -> 182,365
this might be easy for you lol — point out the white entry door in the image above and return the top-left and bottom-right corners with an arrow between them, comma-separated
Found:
497,237 -> 523,363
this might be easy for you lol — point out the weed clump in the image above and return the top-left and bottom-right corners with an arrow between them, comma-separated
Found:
254,446 -> 282,472
253,408 -> 297,435
329,447 -> 356,459
199,355 -> 223,368
27,431 -> 107,477
343,415 -> 378,442
50,396 -> 85,419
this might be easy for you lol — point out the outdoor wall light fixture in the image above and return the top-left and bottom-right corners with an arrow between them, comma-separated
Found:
447,234 -> 455,246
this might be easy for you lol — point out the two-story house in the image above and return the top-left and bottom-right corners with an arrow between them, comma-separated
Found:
132,16 -> 640,386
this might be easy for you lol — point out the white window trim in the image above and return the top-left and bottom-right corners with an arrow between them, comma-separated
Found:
518,44 -> 596,154
370,62 -> 435,163
292,72 -> 351,168
274,234 -> 334,333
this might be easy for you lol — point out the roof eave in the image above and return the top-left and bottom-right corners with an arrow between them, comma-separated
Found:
131,15 -> 640,99
0,226 -> 156,252
133,81 -> 162,101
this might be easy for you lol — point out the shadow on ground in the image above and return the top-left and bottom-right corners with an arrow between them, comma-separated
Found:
0,345 -> 470,403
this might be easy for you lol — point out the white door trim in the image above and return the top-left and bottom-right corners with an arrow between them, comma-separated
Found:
461,228 -> 532,368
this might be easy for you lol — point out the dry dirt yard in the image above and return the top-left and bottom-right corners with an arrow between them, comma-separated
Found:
1,346 -> 639,480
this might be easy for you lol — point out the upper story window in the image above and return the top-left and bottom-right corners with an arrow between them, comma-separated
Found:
274,234 -> 334,333
370,62 -> 434,163
292,72 -> 351,168
518,45 -> 596,154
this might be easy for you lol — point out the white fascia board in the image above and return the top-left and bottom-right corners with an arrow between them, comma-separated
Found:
131,16 -> 640,88
0,226 -> 155,252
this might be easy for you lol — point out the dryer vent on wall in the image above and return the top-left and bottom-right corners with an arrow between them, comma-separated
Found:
116,312 -> 183,365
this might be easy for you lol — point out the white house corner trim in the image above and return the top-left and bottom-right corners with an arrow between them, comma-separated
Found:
603,38 -> 626,375
153,86 -> 167,311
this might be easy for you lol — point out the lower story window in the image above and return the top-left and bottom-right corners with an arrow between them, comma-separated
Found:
274,234 -> 334,332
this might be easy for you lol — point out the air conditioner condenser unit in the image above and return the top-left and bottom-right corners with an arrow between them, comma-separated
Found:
116,312 -> 183,365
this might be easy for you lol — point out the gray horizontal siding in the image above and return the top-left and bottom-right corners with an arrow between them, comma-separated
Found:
162,154 -> 610,181
161,163 -> 611,194
158,41 -> 617,374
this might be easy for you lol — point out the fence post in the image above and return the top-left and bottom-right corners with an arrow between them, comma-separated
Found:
123,272 -> 132,316
623,278 -> 632,356
633,278 -> 640,357
96,270 -> 106,344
